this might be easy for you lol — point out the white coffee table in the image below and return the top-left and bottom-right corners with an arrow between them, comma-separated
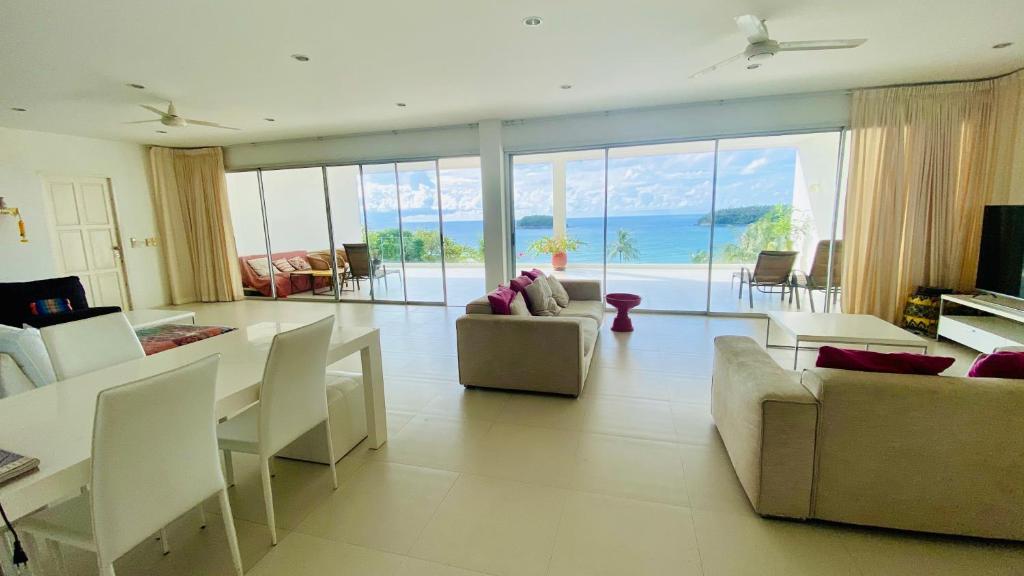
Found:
766,312 -> 930,369
124,308 -> 196,329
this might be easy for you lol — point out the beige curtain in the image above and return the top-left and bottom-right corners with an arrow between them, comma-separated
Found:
843,70 -> 1024,323
150,147 -> 243,304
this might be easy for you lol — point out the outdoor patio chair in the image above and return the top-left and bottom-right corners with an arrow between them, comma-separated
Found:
791,240 -> 842,312
737,250 -> 800,309
342,243 -> 397,291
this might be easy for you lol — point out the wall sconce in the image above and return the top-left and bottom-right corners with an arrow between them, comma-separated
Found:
0,197 -> 28,243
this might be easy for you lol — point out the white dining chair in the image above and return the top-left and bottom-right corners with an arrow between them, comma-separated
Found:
40,312 -> 145,380
217,315 -> 339,545
17,354 -> 243,576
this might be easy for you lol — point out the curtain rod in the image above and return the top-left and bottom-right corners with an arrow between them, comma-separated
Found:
852,65 -> 1024,93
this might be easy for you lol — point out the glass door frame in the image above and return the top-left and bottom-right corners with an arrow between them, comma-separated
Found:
227,152 -> 480,307
505,126 -> 849,316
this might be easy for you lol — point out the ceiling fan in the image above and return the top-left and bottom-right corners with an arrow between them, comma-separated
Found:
126,102 -> 239,130
690,15 -> 866,78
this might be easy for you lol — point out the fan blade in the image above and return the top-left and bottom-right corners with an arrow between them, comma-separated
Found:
185,118 -> 241,130
735,14 -> 769,44
124,119 -> 161,124
140,104 -> 168,117
689,52 -> 745,78
778,39 -> 866,51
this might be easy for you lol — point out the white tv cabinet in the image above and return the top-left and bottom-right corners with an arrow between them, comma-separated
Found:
937,294 -> 1024,352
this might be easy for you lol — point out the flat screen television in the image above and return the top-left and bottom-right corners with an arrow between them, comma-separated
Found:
976,205 -> 1024,300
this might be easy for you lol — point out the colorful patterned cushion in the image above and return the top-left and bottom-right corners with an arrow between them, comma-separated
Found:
273,258 -> 296,273
247,258 -> 271,278
28,298 -> 72,316
288,256 -> 312,271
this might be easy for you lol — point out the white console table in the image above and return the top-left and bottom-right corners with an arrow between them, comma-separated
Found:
937,294 -> 1024,352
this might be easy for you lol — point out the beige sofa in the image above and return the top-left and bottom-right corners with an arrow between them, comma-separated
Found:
712,335 -> 1024,541
457,279 -> 604,396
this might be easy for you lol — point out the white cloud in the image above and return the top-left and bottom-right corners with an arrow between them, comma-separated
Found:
740,157 -> 768,175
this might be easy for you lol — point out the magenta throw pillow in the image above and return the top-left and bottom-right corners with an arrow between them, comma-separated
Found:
521,269 -> 544,280
487,286 -> 517,315
815,346 -> 955,376
968,351 -> 1024,378
509,275 -> 533,294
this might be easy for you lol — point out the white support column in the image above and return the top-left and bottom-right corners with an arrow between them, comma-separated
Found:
479,120 -> 509,288
552,158 -> 567,240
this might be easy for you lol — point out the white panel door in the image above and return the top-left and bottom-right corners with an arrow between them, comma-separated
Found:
44,177 -> 130,310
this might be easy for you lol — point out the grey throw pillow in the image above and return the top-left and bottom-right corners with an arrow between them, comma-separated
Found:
509,292 -> 531,316
546,275 -> 570,307
524,276 -> 560,316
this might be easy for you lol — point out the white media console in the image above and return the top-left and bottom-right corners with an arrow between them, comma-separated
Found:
937,294 -> 1024,352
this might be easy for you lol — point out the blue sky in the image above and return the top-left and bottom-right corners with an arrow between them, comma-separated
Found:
513,147 -> 797,219
361,147 -> 798,227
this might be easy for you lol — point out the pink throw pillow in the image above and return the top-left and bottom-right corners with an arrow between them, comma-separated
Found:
521,269 -> 545,280
487,286 -> 517,315
815,346 -> 955,376
968,351 -> 1024,378
509,275 -> 533,294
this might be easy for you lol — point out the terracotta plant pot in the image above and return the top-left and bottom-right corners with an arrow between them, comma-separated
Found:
551,252 -> 567,271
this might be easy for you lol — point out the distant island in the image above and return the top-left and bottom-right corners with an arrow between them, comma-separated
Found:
517,214 -> 553,228
698,205 -> 775,226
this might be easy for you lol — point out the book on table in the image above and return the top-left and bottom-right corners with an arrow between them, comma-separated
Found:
0,449 -> 39,485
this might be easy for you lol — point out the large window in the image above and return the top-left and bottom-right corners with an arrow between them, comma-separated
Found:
226,157 -> 484,306
510,131 -> 846,313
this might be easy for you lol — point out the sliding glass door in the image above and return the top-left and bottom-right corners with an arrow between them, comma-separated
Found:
510,130 -> 847,313
605,142 -> 715,312
225,156 -> 483,305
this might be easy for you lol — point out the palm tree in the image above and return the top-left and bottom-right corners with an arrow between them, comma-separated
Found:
608,228 -> 640,263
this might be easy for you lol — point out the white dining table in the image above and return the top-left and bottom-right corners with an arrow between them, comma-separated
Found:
0,320 -> 387,523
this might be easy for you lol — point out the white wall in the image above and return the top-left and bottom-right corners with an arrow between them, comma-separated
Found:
0,127 -> 168,308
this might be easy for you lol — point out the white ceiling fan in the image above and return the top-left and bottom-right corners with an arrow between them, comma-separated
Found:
691,15 -> 866,78
126,101 -> 239,130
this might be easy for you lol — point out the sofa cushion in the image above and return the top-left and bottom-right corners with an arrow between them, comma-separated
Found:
509,293 -> 531,316
0,276 -> 90,328
509,275 -> 533,295
560,300 -> 605,327
547,275 -> 570,307
815,346 -> 954,376
524,277 -> 560,316
288,256 -> 312,271
968,351 -> 1024,378
247,258 -> 271,278
273,258 -> 296,273
29,298 -> 72,316
487,286 -> 517,315
0,325 -> 56,390
521,268 -> 544,280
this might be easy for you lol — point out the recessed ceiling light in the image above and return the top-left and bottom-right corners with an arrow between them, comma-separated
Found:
993,42 -> 1014,49
523,16 -> 543,27
291,54 -> 310,62
127,83 -> 146,90
396,102 -> 407,107
264,117 -> 276,122
746,63 -> 762,70
560,84 -> 573,90
155,130 -> 167,133
10,107 -> 27,112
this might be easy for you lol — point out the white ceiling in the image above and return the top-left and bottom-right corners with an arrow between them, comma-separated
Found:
1,0 -> 1021,148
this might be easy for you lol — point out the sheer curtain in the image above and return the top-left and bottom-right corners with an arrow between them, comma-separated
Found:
843,70 -> 1024,322
150,147 -> 243,304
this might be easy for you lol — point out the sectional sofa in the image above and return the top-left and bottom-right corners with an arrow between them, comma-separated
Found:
712,335 -> 1024,541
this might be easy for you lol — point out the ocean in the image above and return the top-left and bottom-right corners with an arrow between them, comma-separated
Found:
401,213 -> 747,264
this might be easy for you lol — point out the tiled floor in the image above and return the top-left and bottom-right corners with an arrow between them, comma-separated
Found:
30,300 -> 1024,575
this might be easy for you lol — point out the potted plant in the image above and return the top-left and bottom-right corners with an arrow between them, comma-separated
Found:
528,235 -> 583,271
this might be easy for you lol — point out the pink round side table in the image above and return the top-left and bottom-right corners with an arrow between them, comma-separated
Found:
605,293 -> 641,332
